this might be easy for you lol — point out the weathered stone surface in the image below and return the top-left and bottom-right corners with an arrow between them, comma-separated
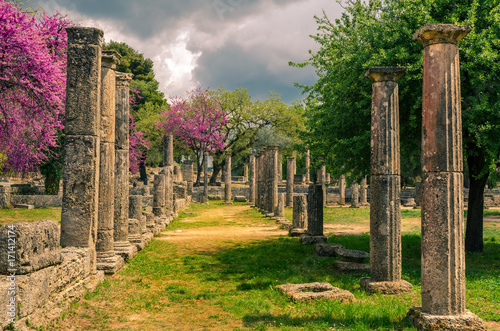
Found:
163,134 -> 174,167
275,282 -> 355,303
274,193 -> 285,218
407,307 -> 486,331
269,146 -> 279,213
286,157 -> 295,208
182,160 -> 194,182
174,183 -> 188,200
292,194 -> 307,229
115,72 -> 133,150
339,175 -> 346,205
60,135 -> 99,250
128,218 -> 144,251
336,248 -> 370,263
164,166 -> 174,216
307,184 -> 324,236
369,175 -> 402,282
404,198 -> 416,207
234,195 -> 248,202
129,195 -> 143,220
288,228 -> 307,237
114,240 -> 137,261
415,181 -> 422,207
360,176 -> 368,205
65,27 -> 103,136
350,182 -> 359,208
100,51 -> 119,144
97,142 -> 115,255
11,195 -> 62,208
248,153 -> 255,205
0,184 -> 12,208
359,278 -> 413,294
0,247 -> 103,330
413,23 -> 472,47
0,221 -> 62,275
314,244 -> 344,257
299,234 -> 327,245
13,204 -> 34,209
305,149 -> 310,183
333,260 -> 371,273
153,172 -> 166,217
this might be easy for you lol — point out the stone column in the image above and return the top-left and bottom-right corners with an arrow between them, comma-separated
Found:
305,149 -> 311,183
274,192 -> 285,220
360,176 -> 368,206
415,181 -> 422,207
256,152 -> 263,210
202,152 -> 208,203
163,134 -> 174,167
289,194 -> 307,237
96,50 -> 124,274
407,24 -> 484,330
153,171 -> 166,218
320,164 -> 327,207
339,175 -> 346,205
277,151 -> 283,182
268,146 -> 279,216
128,195 -> 145,250
243,163 -> 249,183
182,160 -> 194,183
223,152 -> 232,204
60,27 -> 103,273
286,157 -> 295,208
300,184 -> 326,245
0,184 -> 11,208
350,182 -> 359,208
114,72 -> 136,261
248,154 -> 256,205
360,66 -> 412,295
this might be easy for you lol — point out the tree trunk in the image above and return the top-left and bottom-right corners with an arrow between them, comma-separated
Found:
210,163 -> 222,184
465,150 -> 488,253
44,171 -> 60,195
139,157 -> 147,184
194,156 -> 202,187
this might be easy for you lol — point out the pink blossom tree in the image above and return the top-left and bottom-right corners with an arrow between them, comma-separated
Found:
158,87 -> 227,186
0,1 -> 71,176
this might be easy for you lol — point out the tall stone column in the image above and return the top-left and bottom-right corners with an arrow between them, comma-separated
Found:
153,171 -> 166,218
289,194 -> 307,237
60,27 -> 103,273
300,184 -> 326,245
360,176 -> 368,206
268,146 -> 279,216
305,149 -> 311,183
114,72 -> 136,261
350,182 -> 359,208
277,151 -> 283,182
243,163 -> 249,183
248,154 -> 256,205
360,66 -> 412,295
407,24 -> 484,330
286,157 -> 295,208
182,160 -> 194,183
274,192 -> 285,220
320,164 -> 326,207
256,152 -> 263,210
202,152 -> 209,203
223,152 -> 232,204
163,134 -> 174,167
128,195 -> 145,250
96,50 -> 124,274
163,134 -> 174,216
339,175 -> 346,205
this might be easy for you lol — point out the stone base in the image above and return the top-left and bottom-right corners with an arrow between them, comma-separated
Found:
275,282 -> 355,303
147,225 -> 158,236
96,254 -> 125,275
129,235 -> 146,251
222,201 -> 233,205
333,260 -> 370,272
299,234 -> 327,245
114,241 -> 137,261
272,216 -> 286,221
314,244 -> 344,257
359,278 -> 413,294
266,213 -> 275,217
407,307 -> 486,331
289,228 -> 307,237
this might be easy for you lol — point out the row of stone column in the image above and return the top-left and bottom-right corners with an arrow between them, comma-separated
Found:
60,27 -> 179,277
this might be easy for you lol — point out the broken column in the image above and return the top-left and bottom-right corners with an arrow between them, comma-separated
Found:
350,182 -> 359,208
248,153 -> 256,205
128,195 -> 145,250
274,192 -> 286,221
407,24 -> 485,330
360,66 -> 412,295
289,194 -> 307,237
182,160 -> 194,183
286,157 -> 295,208
202,151 -> 208,203
360,176 -> 368,206
243,163 -> 249,183
114,72 -> 136,261
153,171 -> 166,218
300,183 -> 327,245
96,50 -> 124,274
339,175 -> 346,205
223,152 -> 232,204
60,27 -> 104,272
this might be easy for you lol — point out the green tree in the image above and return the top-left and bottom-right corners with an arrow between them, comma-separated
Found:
293,0 -> 500,252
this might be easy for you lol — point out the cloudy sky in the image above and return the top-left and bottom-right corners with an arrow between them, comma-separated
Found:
32,0 -> 344,103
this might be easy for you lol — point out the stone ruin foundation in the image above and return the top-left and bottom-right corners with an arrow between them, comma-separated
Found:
275,282 -> 354,303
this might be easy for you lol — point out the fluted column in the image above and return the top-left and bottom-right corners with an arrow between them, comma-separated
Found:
286,157 -> 295,208
248,154 -> 256,205
407,24 -> 484,330
202,151 -> 209,203
360,66 -> 411,294
60,27 -> 103,273
339,175 -> 346,205
305,149 -> 311,183
268,146 -> 279,215
224,152 -> 232,204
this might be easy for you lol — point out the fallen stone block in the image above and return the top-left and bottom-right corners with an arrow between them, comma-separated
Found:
13,204 -> 34,209
234,196 -> 248,202
276,282 -> 355,303
299,234 -> 327,245
315,244 -> 344,257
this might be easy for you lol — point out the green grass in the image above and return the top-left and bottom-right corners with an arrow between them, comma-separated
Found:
49,203 -> 500,330
0,207 -> 61,225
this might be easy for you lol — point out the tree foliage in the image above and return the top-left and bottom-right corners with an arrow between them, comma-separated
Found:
0,1 -> 71,174
293,0 -> 500,252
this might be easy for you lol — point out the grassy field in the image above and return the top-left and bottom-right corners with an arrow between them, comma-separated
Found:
0,207 -> 61,225
24,201 -> 495,330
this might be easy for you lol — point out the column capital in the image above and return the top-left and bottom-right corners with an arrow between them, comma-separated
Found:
365,67 -> 406,82
116,72 -> 134,86
268,146 -> 279,151
66,26 -> 103,45
413,24 -> 472,47
102,50 -> 121,69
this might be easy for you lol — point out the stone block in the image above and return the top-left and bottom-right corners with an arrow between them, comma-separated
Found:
288,228 -> 307,237
314,244 -> 344,257
407,307 -> 485,331
333,260 -> 370,273
299,234 -> 327,245
336,247 -> 370,263
234,196 -> 248,202
0,221 -> 62,275
359,278 -> 413,294
13,204 -> 34,209
275,282 -> 355,303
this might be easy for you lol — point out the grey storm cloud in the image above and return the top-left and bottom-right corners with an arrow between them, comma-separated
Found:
33,0 -> 343,102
